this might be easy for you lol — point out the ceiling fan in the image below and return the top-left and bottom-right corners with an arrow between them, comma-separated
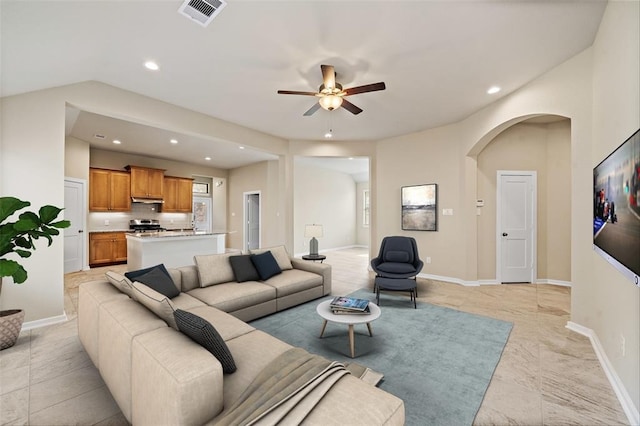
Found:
277,64 -> 386,116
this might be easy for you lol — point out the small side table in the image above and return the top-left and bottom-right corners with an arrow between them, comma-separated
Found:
302,254 -> 326,263
316,300 -> 381,358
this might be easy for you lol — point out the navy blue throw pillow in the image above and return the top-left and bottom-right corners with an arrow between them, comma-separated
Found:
125,264 -> 179,298
174,309 -> 236,374
250,251 -> 282,280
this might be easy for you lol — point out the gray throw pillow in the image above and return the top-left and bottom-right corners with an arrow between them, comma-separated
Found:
229,255 -> 260,282
125,264 -> 179,298
250,251 -> 282,281
174,309 -> 237,374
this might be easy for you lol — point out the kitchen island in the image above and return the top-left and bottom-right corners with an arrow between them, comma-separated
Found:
126,231 -> 226,270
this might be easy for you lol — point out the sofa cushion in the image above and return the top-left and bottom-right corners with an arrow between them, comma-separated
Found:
263,269 -> 323,298
229,255 -> 260,282
132,282 -> 178,330
219,330 -> 292,409
188,282 -> 276,313
194,253 -> 236,287
125,264 -> 179,298
174,309 -> 237,374
105,271 -> 135,298
171,293 -> 207,311
250,245 -> 293,271
186,305 -> 255,341
250,251 -> 282,280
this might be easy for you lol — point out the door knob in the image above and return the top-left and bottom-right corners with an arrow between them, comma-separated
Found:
502,233 -> 508,236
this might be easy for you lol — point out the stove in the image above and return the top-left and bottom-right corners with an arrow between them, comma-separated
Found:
129,219 -> 165,233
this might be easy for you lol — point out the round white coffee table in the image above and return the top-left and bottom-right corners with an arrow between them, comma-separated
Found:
316,300 -> 381,358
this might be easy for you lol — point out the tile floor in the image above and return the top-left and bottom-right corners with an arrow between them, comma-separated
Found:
0,247 -> 629,425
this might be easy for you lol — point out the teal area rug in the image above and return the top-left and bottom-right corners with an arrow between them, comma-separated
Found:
250,289 -> 512,426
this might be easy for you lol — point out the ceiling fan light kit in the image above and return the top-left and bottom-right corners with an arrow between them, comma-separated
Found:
278,64 -> 386,116
319,95 -> 343,111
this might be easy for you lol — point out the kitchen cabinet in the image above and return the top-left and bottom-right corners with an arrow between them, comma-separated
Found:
89,168 -> 131,212
162,176 -> 193,212
127,165 -> 164,199
89,232 -> 127,266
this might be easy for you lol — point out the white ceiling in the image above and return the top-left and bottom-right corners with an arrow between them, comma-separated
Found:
2,0 -> 606,173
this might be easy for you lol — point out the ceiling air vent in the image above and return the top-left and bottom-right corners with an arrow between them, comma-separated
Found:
178,0 -> 227,27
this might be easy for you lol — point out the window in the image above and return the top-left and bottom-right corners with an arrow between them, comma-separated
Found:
363,190 -> 370,227
193,182 -> 209,194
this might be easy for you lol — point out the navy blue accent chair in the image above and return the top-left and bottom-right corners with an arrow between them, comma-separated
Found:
371,236 -> 423,279
371,236 -> 423,301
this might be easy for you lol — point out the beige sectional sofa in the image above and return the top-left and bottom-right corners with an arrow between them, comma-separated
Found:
78,247 -> 405,425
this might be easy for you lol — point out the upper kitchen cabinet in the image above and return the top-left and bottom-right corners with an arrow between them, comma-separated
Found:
89,168 -> 131,212
126,165 -> 165,199
162,176 -> 194,212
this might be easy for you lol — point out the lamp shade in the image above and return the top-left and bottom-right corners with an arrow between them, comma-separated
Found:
319,95 -> 343,111
304,224 -> 323,238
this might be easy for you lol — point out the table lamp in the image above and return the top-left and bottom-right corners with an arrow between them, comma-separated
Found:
304,224 -> 323,256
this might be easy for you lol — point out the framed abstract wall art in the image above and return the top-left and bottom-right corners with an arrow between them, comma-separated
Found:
401,183 -> 438,231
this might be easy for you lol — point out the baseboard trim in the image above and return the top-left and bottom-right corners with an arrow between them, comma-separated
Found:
536,279 -> 572,287
22,312 -> 68,331
418,273 -> 480,286
566,321 -> 639,426
478,279 -> 500,286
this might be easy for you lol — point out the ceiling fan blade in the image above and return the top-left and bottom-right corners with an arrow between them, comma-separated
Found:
277,90 -> 319,96
321,64 -> 336,89
340,98 -> 363,115
303,102 -> 321,116
343,82 -> 386,96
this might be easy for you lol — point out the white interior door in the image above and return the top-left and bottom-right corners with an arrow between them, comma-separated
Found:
64,179 -> 85,273
244,192 -> 260,251
193,197 -> 212,232
497,171 -> 536,283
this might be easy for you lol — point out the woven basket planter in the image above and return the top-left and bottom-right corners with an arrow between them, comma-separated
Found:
0,309 -> 25,350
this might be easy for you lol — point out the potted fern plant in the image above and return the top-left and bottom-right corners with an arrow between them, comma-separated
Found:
0,196 -> 70,350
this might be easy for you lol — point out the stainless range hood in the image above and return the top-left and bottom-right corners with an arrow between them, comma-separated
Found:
131,197 -> 164,204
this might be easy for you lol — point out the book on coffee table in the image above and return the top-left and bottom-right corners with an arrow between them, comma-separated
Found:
329,296 -> 370,312
331,305 -> 371,315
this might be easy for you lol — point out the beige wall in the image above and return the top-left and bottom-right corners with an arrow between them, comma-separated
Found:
64,136 -> 90,181
376,123 -> 466,279
293,160 -> 357,255
227,160 -> 284,251
589,0 -> 639,411
477,120 -> 571,283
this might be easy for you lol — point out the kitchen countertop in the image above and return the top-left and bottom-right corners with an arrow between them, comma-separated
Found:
126,230 -> 227,238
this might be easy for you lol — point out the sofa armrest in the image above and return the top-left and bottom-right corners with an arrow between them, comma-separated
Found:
290,258 -> 332,296
132,327 -> 224,426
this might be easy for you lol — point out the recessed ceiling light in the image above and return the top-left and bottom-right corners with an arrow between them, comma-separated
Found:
170,139 -> 178,144
487,86 -> 501,94
112,139 -> 121,145
238,146 -> 245,150
204,156 -> 211,161
144,61 -> 159,71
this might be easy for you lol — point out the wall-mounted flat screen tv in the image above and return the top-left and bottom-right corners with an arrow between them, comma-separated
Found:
593,128 -> 640,287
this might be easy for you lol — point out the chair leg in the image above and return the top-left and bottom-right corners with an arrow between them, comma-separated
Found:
376,286 -> 380,305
